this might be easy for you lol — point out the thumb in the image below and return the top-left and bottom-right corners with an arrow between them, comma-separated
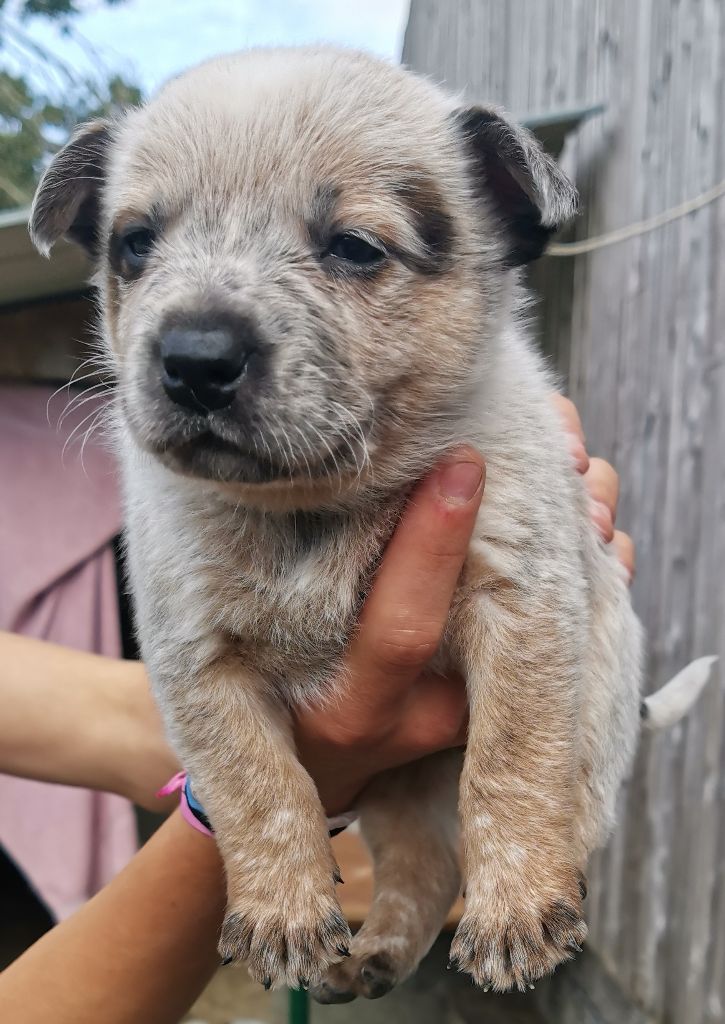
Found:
348,447 -> 485,708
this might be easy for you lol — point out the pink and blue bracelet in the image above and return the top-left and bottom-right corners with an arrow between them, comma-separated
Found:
157,771 -> 356,837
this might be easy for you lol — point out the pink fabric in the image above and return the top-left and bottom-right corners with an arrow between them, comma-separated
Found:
0,384 -> 138,920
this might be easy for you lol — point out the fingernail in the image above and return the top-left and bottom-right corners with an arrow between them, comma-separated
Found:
568,436 -> 589,472
590,499 -> 612,540
438,461 -> 483,504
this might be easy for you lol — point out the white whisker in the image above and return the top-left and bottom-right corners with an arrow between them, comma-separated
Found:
78,408 -> 108,477
291,424 -> 314,483
46,354 -> 109,425
58,382 -> 113,430
306,422 -> 343,494
61,405 -> 108,466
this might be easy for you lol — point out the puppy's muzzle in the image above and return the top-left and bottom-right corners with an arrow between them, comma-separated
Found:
159,315 -> 258,414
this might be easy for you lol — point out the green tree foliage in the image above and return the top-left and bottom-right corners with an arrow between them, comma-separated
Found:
0,0 -> 140,209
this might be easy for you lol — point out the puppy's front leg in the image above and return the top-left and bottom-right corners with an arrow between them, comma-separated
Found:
161,656 -> 350,988
450,595 -> 587,991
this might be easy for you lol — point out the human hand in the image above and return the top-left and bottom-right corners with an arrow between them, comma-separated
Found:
295,452 -> 483,815
296,395 -> 634,815
552,394 -> 635,580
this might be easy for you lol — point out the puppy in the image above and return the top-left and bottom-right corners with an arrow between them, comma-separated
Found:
29,47 -> 701,1000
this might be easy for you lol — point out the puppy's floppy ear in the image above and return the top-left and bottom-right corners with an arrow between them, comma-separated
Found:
30,119 -> 112,258
455,106 -> 578,266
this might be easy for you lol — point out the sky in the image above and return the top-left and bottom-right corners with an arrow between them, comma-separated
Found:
11,0 -> 411,99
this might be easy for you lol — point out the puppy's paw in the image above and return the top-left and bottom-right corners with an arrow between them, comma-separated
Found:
219,891 -> 351,989
450,870 -> 587,992
311,947 -> 404,1003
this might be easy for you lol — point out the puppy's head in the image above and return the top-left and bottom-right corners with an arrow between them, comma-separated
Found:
30,48 -> 576,511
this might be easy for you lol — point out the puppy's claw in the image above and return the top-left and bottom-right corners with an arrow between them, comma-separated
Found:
336,945 -> 351,958
298,976 -> 309,990
263,976 -> 272,991
568,939 -> 583,953
220,955 -> 234,966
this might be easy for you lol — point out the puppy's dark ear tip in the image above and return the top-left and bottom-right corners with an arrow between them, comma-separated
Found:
540,175 -> 580,234
453,103 -> 578,265
28,205 -> 56,259
28,230 -> 52,260
29,117 -> 113,259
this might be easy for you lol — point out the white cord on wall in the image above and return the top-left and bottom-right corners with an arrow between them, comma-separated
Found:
547,177 -> 725,256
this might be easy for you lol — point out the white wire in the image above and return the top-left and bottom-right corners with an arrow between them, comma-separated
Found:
547,177 -> 725,256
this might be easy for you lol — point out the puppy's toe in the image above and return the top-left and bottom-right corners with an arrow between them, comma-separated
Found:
311,946 -> 403,1003
358,951 -> 398,999
451,869 -> 587,991
309,960 -> 359,1003
219,899 -> 351,989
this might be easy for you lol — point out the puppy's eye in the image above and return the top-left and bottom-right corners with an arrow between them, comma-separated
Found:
327,232 -> 386,266
120,228 -> 156,268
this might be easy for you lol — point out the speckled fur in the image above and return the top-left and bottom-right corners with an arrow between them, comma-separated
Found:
31,47 -> 643,996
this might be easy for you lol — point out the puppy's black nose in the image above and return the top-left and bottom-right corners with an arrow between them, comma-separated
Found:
160,325 -> 250,412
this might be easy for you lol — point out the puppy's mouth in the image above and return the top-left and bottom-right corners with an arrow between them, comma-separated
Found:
146,423 -> 366,488
172,431 -> 291,484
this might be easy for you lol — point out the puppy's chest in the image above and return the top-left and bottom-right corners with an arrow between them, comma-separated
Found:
225,558 -> 357,658
201,512 -> 391,692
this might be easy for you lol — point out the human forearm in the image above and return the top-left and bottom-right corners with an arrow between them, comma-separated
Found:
0,810 -> 225,1024
0,631 -> 178,808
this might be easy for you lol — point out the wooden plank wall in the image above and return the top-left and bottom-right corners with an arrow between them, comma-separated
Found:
403,3 -> 725,1022
0,295 -> 91,382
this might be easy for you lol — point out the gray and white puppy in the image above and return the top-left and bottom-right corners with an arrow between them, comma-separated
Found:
30,47 -> 709,1001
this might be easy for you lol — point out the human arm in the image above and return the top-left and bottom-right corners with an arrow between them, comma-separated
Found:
0,632 -> 178,810
0,810 -> 225,1024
